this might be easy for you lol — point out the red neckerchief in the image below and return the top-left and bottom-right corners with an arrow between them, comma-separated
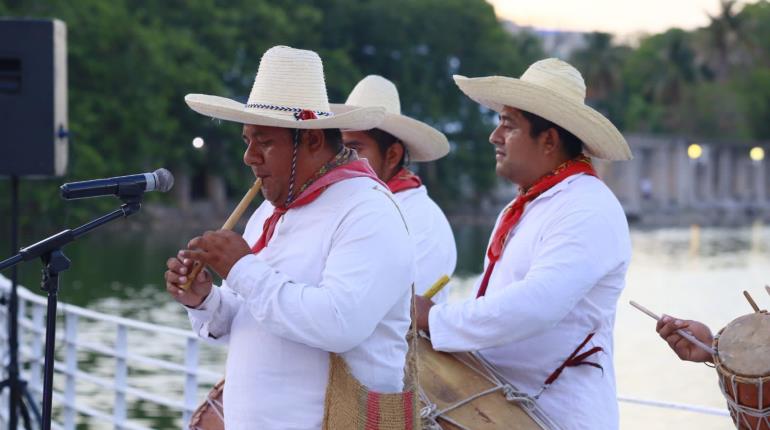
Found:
386,167 -> 423,194
476,155 -> 597,298
250,148 -> 383,254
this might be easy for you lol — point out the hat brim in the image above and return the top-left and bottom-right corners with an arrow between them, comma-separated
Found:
185,94 -> 386,130
453,75 -> 632,161
330,104 -> 450,162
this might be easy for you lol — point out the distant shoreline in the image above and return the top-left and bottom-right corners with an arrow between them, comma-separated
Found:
114,201 -> 770,232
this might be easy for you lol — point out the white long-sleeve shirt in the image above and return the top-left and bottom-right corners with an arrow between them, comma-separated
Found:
187,177 -> 415,430
392,185 -> 456,302
428,174 -> 631,430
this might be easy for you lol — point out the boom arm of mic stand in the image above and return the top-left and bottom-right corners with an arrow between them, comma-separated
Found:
0,198 -> 142,272
0,196 -> 142,430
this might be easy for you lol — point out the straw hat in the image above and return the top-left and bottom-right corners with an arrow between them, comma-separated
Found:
331,75 -> 450,162
453,58 -> 632,161
185,46 -> 385,130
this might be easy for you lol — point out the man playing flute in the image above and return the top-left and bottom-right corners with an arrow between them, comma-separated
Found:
164,46 -> 414,429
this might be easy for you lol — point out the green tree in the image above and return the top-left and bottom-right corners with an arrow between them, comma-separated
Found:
621,29 -> 700,132
569,32 -> 631,128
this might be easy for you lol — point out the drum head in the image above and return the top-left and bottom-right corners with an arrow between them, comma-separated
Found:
717,313 -> 770,377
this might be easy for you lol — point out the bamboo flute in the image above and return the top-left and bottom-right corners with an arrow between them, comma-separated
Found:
180,178 -> 262,290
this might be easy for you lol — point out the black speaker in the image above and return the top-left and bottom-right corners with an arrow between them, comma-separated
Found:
0,18 -> 68,177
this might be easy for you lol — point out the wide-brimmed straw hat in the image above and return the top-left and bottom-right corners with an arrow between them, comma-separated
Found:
185,46 -> 385,130
331,75 -> 450,162
453,58 -> 632,161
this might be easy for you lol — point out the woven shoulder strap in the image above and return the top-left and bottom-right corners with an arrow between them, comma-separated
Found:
322,186 -> 419,429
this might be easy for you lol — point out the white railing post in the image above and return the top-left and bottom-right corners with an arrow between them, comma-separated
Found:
0,302 -> 7,427
182,337 -> 199,427
64,311 -> 79,429
30,303 -> 45,391
114,324 -> 128,430
1,281 -> 228,430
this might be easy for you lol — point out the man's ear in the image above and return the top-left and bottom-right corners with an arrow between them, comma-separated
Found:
302,129 -> 326,153
385,142 -> 405,171
541,128 -> 560,156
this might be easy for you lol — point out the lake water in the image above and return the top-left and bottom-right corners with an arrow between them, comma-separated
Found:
2,220 -> 769,429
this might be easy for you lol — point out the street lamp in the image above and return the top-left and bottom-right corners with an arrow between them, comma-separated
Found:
687,143 -> 703,160
192,137 -> 205,149
750,146 -> 765,162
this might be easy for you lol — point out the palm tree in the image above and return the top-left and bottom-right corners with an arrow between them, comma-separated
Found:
570,32 -> 627,102
646,29 -> 699,106
699,0 -> 754,80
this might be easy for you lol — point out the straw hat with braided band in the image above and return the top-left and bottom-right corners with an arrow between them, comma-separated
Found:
185,46 -> 385,130
331,75 -> 450,162
453,58 -> 632,161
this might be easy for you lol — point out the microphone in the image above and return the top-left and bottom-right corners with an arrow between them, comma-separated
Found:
60,168 -> 175,200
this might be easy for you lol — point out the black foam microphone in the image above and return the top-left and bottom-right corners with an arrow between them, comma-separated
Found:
60,168 -> 174,200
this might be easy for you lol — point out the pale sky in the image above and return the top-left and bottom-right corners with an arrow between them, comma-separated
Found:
488,0 -> 758,37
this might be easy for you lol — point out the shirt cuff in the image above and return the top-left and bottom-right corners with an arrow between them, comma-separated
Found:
186,285 -> 221,321
226,254 -> 271,299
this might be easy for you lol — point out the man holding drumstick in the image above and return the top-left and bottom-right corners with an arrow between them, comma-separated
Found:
414,59 -> 633,429
164,46 -> 415,429
657,316 -> 714,363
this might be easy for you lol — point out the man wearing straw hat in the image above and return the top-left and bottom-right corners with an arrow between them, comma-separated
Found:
332,75 -> 457,302
164,46 -> 415,429
415,58 -> 633,429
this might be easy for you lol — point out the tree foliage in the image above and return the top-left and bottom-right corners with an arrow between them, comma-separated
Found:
2,0 -> 769,231
570,0 -> 770,141
0,0 -> 543,228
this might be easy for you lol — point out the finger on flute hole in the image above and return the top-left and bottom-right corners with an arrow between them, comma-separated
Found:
179,250 -> 200,261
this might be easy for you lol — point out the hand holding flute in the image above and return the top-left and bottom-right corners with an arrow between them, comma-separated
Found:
165,179 -> 262,307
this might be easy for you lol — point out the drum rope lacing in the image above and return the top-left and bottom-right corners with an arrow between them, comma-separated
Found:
418,332 -> 561,430
205,395 -> 224,421
713,324 -> 770,430
719,374 -> 770,429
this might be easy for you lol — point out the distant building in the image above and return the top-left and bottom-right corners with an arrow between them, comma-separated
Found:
491,134 -> 770,225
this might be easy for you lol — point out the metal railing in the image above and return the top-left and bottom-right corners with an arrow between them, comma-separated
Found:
0,278 -> 223,430
0,276 -> 729,429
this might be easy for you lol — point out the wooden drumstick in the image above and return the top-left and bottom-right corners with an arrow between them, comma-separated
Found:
423,275 -> 450,300
181,179 -> 262,290
629,300 -> 716,355
743,290 -> 761,313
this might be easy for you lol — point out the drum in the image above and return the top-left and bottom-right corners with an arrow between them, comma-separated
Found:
189,338 -> 559,430
713,312 -> 770,430
417,336 -> 556,429
188,379 -> 224,430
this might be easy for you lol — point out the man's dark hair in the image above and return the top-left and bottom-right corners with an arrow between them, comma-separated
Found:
365,128 -> 407,169
295,128 -> 343,153
323,128 -> 343,153
520,110 -> 584,159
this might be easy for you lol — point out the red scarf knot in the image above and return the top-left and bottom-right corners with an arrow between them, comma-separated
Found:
476,155 -> 596,298
250,147 -> 384,254
386,168 -> 423,194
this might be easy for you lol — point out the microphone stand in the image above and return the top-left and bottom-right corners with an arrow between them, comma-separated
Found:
0,175 -> 40,430
0,187 -> 144,430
